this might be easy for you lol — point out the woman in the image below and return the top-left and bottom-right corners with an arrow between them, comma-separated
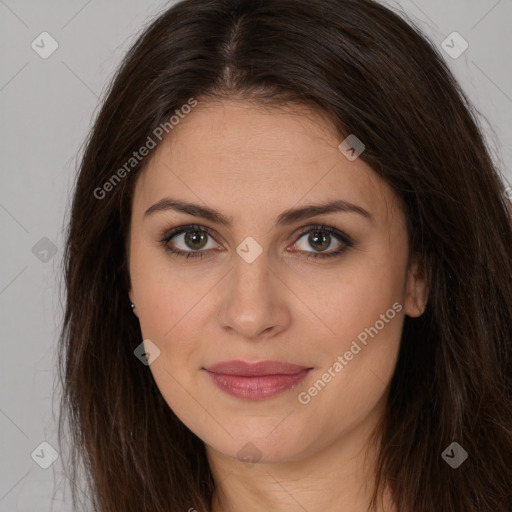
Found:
58,0 -> 512,510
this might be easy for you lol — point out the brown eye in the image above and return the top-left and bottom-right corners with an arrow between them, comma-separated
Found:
183,230 -> 209,250
291,225 -> 353,259
306,230 -> 332,252
161,224 -> 219,259
160,224 -> 353,261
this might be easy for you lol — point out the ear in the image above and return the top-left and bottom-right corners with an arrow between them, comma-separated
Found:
403,253 -> 429,317
128,284 -> 138,318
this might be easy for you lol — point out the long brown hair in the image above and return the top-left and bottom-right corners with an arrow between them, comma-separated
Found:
57,0 -> 512,510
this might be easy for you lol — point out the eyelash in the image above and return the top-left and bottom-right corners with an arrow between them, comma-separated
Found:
159,224 -> 354,261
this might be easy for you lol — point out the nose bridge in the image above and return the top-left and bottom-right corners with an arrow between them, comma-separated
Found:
218,245 -> 289,338
232,233 -> 273,295
231,247 -> 273,312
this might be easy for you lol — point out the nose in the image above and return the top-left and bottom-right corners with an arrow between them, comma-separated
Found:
216,251 -> 292,341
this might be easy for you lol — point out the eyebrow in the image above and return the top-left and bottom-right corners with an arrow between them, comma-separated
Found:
144,198 -> 373,226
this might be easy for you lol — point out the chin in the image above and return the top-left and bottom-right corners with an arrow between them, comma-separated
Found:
200,420 -> 316,465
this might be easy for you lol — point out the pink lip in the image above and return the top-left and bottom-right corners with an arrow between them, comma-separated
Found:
203,360 -> 312,400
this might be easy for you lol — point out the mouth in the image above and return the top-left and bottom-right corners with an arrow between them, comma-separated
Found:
203,360 -> 313,400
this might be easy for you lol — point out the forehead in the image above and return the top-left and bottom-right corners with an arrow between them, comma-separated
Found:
133,99 -> 400,227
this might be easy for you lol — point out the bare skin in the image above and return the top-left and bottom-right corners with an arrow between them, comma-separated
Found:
128,99 -> 429,512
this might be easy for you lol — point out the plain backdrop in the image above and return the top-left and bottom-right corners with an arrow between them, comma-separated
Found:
0,0 -> 511,510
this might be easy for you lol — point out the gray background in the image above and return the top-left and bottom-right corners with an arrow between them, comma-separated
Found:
0,0 -> 511,510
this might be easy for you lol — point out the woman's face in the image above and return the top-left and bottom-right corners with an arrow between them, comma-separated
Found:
128,99 -> 427,464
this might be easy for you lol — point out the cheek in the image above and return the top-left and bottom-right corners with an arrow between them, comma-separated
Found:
131,254 -> 216,367
296,244 -> 407,344
134,278 -> 207,427
292,247 -> 406,421
293,302 -> 403,450
131,243 -> 211,342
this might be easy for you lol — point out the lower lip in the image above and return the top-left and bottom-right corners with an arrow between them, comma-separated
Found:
204,369 -> 311,400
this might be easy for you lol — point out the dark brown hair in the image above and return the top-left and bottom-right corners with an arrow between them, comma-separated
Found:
57,0 -> 512,510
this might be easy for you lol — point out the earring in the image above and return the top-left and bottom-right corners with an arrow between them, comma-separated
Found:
130,303 -> 136,310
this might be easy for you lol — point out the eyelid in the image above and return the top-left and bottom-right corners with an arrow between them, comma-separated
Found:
293,224 -> 353,245
159,223 -> 354,258
161,223 -> 221,245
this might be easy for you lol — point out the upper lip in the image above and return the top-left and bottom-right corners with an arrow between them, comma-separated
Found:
204,360 -> 311,376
